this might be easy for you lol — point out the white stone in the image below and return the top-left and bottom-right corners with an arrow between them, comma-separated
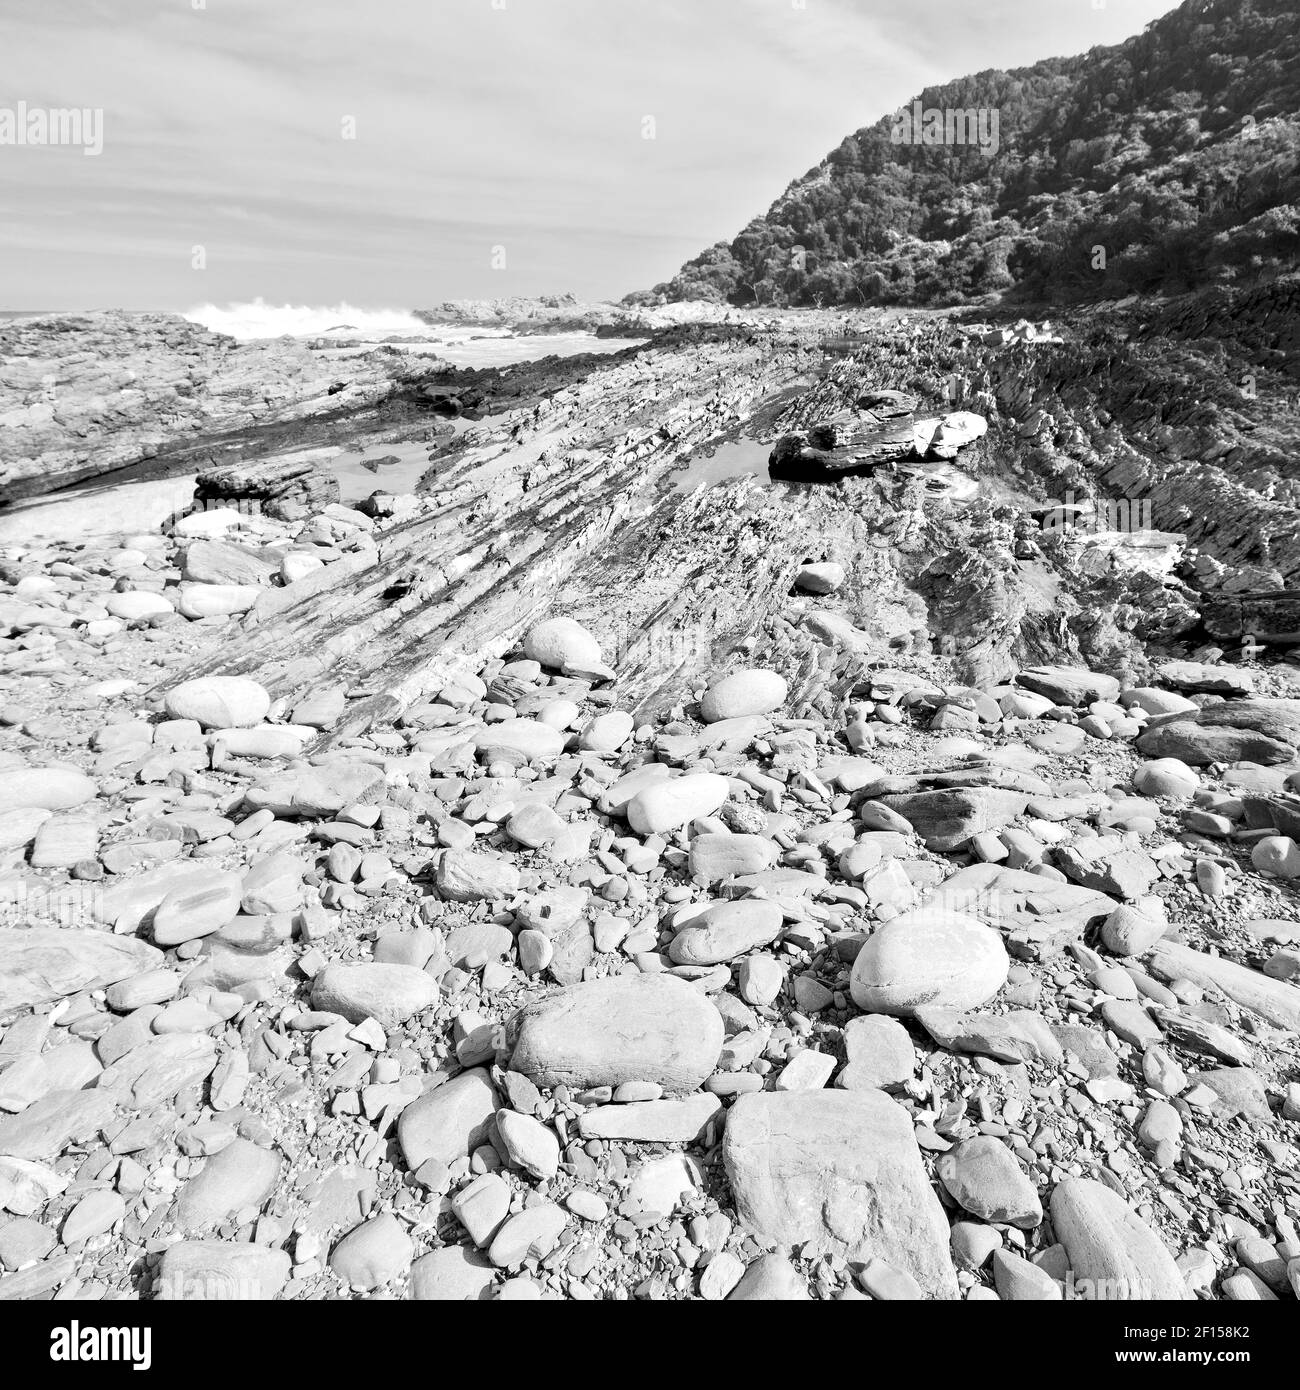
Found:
523,617 -> 602,673
104,590 -> 174,620
700,669 -> 787,723
175,582 -> 259,619
164,677 -> 271,729
850,908 -> 1008,1016
626,773 -> 729,835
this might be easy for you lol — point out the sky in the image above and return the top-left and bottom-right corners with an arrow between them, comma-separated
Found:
0,0 -> 1184,311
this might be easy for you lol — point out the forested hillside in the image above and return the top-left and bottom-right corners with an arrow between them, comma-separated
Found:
634,0 -> 1299,307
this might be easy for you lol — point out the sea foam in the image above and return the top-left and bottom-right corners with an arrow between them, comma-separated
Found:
182,299 -> 434,341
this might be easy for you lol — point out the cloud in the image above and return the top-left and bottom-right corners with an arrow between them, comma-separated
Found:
0,0 -> 1184,308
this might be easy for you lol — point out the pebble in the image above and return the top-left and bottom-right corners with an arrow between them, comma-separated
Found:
523,617 -> 603,674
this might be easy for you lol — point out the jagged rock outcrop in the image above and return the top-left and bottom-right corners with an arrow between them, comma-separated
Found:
0,312 -> 425,501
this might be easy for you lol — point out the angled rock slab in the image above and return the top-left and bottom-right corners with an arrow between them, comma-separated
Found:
930,863 -> 1116,961
1136,700 -> 1300,767
1016,666 -> 1120,707
1189,1067 -> 1271,1122
1049,1178 -> 1188,1300
916,1007 -> 1063,1066
243,760 -> 386,817
1147,940 -> 1300,1032
99,1033 -> 218,1108
722,1089 -> 959,1299
576,1094 -> 722,1144
0,1089 -> 117,1162
0,929 -> 163,1013
876,788 -> 1027,852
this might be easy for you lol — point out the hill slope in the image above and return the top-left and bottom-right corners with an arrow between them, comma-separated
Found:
635,0 -> 1300,308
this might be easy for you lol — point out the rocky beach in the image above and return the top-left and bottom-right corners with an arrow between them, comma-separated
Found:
2,0 -> 1299,1326
0,280 -> 1299,1306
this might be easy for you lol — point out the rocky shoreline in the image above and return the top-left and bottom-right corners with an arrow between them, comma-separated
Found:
1,289 -> 1299,1303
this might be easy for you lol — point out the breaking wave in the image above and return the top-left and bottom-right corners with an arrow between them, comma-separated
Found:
182,298 -> 433,341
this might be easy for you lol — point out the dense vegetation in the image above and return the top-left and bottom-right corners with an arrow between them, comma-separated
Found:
632,0 -> 1300,308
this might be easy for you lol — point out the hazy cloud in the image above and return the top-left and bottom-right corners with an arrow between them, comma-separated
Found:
0,0 -> 1182,309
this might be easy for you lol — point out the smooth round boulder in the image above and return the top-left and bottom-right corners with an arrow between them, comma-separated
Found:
626,773 -> 728,835
1100,901 -> 1168,957
329,1213 -> 413,1291
849,908 -> 1008,1016
794,563 -> 845,595
409,1246 -> 495,1301
700,669 -> 787,723
174,1141 -> 280,1233
578,711 -> 633,753
523,617 -> 602,673
152,869 -> 243,946
164,677 -> 271,730
1252,836 -> 1300,879
1132,758 -> 1199,798
689,833 -> 778,882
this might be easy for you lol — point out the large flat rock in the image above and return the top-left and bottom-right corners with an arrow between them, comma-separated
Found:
507,974 -> 723,1092
931,863 -> 1116,960
0,929 -> 163,1014
1050,1178 -> 1188,1300
876,788 -> 1027,852
1148,940 -> 1300,1031
1135,700 -> 1300,766
722,1089 -> 959,1298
